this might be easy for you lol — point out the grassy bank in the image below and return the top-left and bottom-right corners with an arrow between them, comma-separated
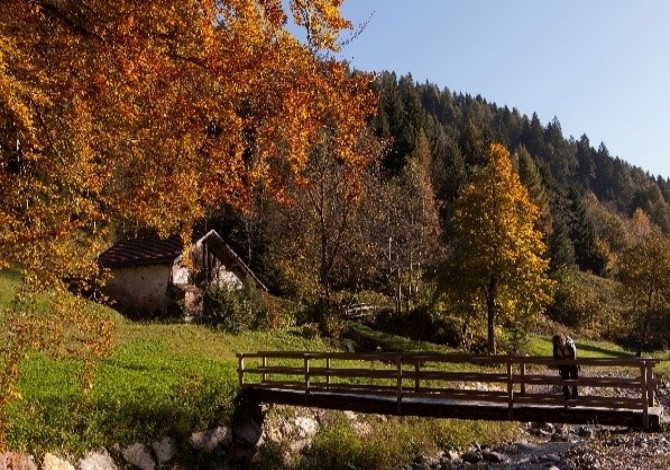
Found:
7,317 -> 333,455
1,269 -> 666,464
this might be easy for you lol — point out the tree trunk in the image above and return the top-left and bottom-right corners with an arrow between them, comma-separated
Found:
486,276 -> 497,355
637,314 -> 651,356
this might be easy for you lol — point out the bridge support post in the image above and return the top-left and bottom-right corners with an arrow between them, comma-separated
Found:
304,355 -> 311,407
326,357 -> 331,390
238,354 -> 245,386
415,362 -> 420,392
646,362 -> 655,406
641,362 -> 649,430
506,357 -> 514,420
396,355 -> 403,415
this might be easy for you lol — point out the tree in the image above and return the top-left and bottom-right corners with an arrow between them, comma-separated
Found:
383,129 -> 441,312
440,143 -> 553,354
567,189 -> 607,274
0,0 -> 375,449
617,210 -> 670,353
513,145 -> 551,236
264,128 -> 382,301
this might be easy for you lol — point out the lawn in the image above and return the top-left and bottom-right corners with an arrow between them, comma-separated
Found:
1,268 -> 667,460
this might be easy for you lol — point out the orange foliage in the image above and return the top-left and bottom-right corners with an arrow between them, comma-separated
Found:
0,0 -> 376,450
1,0 -> 375,273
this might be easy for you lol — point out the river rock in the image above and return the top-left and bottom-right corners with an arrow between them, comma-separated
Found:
0,453 -> 37,470
578,426 -> 594,438
152,437 -> 176,464
460,450 -> 481,464
42,454 -> 74,470
190,426 -> 233,452
482,451 -> 510,463
235,419 -> 262,445
77,449 -> 117,470
293,416 -> 319,438
121,444 -> 154,470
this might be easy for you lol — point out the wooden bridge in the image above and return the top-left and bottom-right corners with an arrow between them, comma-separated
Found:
237,351 -> 663,431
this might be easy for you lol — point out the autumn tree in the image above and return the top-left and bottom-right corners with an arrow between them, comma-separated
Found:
616,209 -> 670,353
0,0 -> 375,449
266,129 -> 381,302
440,143 -> 553,354
381,129 -> 441,311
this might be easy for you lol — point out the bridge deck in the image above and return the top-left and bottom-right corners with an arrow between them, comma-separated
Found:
237,351 -> 662,431
242,387 -> 662,430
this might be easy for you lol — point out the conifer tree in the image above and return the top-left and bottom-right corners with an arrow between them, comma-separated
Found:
513,145 -> 551,235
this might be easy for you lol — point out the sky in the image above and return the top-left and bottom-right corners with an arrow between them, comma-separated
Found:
328,0 -> 670,179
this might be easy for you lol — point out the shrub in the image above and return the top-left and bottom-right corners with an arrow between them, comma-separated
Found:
546,269 -> 621,339
201,283 -> 260,333
374,304 -> 463,347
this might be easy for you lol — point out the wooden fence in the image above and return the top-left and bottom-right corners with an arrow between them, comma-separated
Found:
237,351 -> 660,429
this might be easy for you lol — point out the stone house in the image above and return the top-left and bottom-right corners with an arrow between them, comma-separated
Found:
98,229 -> 267,318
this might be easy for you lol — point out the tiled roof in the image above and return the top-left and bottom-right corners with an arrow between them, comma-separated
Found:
98,236 -> 183,268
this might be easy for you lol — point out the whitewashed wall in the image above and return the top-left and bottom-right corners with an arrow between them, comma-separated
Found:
104,264 -> 171,315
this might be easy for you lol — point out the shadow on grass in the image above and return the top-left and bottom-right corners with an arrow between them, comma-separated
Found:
577,342 -> 634,358
342,323 -> 442,353
99,358 -> 167,373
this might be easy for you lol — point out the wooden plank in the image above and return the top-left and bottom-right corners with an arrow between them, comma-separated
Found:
308,383 -> 398,395
241,351 -> 656,367
409,389 -> 509,403
244,366 -> 305,376
238,355 -> 245,386
516,374 -> 642,388
308,367 -> 400,379
507,358 -> 514,419
396,356 -> 403,415
405,370 -> 508,383
241,388 -> 661,431
641,363 -> 648,429
512,394 -> 643,409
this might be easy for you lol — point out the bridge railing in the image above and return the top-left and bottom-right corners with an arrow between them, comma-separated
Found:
237,351 -> 659,428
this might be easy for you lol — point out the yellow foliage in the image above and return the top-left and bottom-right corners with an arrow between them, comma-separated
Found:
444,143 -> 554,353
0,0 -> 375,450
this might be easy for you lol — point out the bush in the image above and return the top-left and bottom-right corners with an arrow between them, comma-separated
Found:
373,304 -> 463,347
546,269 -> 621,339
201,283 -> 262,333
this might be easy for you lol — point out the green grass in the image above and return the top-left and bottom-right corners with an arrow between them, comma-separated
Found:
293,414 -> 517,470
7,317 -> 332,455
1,268 -> 667,463
344,322 -> 451,353
525,335 -> 638,358
1,269 -> 334,455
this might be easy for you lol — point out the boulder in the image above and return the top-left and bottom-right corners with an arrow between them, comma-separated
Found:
460,451 -> 481,464
76,449 -> 117,470
152,437 -> 176,464
482,451 -> 510,463
0,453 -> 37,470
190,426 -> 233,453
42,454 -> 74,470
235,420 -> 262,445
121,444 -> 154,470
293,417 -> 319,438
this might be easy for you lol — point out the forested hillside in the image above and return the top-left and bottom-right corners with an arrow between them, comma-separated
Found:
372,72 -> 670,238
215,72 -> 670,354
